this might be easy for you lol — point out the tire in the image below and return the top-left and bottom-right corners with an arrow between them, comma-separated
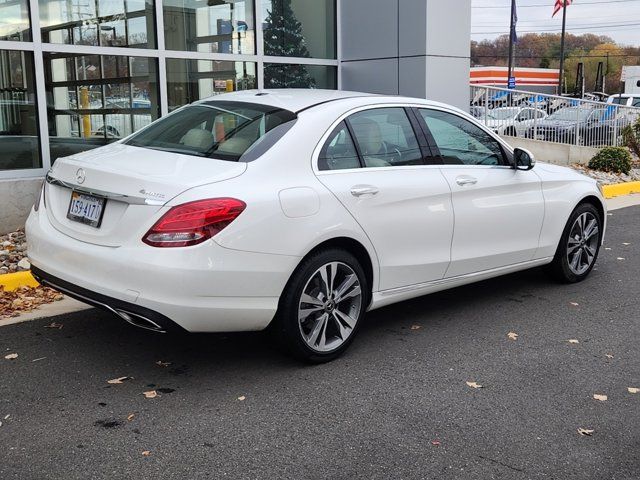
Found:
273,248 -> 369,363
545,202 -> 602,283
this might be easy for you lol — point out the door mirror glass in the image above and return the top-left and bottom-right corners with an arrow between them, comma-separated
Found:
514,147 -> 535,170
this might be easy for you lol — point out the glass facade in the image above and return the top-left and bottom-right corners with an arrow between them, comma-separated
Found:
0,0 -> 31,41
164,0 -> 254,54
0,0 -> 337,173
0,49 -> 40,170
166,58 -> 256,110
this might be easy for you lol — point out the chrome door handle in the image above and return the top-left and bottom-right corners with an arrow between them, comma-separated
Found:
455,176 -> 478,186
350,185 -> 379,197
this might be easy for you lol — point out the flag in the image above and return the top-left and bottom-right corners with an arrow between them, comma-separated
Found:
511,0 -> 518,43
553,0 -> 572,17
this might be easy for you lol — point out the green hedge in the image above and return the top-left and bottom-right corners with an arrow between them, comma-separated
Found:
588,147 -> 632,175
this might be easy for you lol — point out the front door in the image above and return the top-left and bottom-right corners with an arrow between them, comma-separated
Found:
417,107 -> 545,278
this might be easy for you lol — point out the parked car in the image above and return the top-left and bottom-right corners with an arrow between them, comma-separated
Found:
484,106 -> 547,137
607,93 -> 640,108
27,90 -> 606,362
528,106 -> 629,146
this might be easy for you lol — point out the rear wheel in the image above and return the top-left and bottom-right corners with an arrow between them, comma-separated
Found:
274,249 -> 368,363
546,203 -> 602,283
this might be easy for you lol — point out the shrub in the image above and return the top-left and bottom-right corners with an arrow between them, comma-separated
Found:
588,147 -> 633,175
622,117 -> 640,159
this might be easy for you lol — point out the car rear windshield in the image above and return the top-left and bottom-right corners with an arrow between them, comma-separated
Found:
124,101 -> 297,161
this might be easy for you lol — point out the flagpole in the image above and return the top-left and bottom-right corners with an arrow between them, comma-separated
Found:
557,1 -> 568,95
507,0 -> 516,88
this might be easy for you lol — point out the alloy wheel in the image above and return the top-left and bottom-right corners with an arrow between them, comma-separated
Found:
298,261 -> 362,353
566,212 -> 599,275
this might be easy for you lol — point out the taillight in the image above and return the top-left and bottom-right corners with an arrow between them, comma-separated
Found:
142,198 -> 246,247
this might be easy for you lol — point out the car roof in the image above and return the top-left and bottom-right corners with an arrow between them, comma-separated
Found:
197,88 -> 454,114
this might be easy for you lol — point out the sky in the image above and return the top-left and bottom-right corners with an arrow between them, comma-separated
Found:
471,0 -> 640,46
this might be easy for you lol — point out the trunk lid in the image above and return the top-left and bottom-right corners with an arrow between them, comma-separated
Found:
45,143 -> 247,247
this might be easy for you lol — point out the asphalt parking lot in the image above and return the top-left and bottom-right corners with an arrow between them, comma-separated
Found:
1,206 -> 639,480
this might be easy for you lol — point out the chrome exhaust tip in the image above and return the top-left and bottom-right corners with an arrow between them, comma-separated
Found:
114,309 -> 166,333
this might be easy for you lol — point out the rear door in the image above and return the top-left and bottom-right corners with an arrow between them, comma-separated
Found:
416,107 -> 545,277
315,106 -> 454,291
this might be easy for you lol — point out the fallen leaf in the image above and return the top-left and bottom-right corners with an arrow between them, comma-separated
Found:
142,451 -> 151,456
155,361 -> 171,367
45,322 -> 63,329
604,247 -> 612,250
616,257 -> 625,261
143,390 -> 158,399
127,413 -> 135,421
628,387 -> 639,394
569,302 -> 579,306
507,332 -> 518,340
3,415 -> 9,420
622,242 -> 631,246
410,325 -> 421,330
593,394 -> 608,402
568,339 -> 580,344
578,428 -> 594,436
237,395 -> 246,401
466,381 -> 483,389
4,353 -> 18,360
605,354 -> 614,359
431,440 -> 441,446
107,376 -> 130,385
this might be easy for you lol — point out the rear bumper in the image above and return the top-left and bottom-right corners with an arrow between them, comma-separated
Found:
26,207 -> 301,332
32,266 -> 185,333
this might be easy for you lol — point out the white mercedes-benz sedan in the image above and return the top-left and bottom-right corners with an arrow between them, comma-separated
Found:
26,89 -> 606,362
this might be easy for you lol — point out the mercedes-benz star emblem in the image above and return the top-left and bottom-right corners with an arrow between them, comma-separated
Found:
76,168 -> 86,184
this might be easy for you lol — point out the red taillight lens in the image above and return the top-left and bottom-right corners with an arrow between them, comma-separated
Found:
142,198 -> 246,247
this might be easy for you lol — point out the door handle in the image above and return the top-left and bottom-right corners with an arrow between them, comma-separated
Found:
350,185 -> 379,197
455,176 -> 478,186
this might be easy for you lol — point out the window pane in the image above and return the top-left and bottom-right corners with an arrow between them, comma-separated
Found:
125,102 -> 296,161
263,0 -> 335,59
318,122 -> 360,171
420,109 -> 505,166
164,0 -> 255,54
166,58 -> 257,111
39,0 -> 155,48
0,0 -> 31,41
349,108 -> 423,168
44,53 -> 159,162
264,64 -> 336,89
0,50 -> 41,171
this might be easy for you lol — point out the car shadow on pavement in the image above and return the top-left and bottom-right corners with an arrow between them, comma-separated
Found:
27,265 -> 558,372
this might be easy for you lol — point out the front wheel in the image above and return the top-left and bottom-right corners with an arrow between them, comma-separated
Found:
546,203 -> 602,283
273,249 -> 368,363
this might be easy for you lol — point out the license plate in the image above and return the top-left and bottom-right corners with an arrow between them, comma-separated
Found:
67,191 -> 106,228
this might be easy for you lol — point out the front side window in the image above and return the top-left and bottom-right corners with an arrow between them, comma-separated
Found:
318,122 -> 360,171
419,109 -> 505,166
125,101 -> 296,161
348,108 -> 423,168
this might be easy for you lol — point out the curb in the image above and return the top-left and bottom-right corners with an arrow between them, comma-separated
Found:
602,181 -> 640,199
0,271 -> 39,291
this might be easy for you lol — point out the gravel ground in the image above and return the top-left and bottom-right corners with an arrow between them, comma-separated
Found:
0,229 -> 29,275
571,164 -> 640,185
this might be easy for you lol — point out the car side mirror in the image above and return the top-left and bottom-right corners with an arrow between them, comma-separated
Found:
514,147 -> 535,171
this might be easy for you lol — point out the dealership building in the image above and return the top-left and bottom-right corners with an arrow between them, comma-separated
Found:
0,0 -> 471,232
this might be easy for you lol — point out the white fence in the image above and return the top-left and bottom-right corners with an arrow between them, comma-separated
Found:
470,85 -> 640,148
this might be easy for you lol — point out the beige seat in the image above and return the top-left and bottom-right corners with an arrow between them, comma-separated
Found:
181,129 -> 215,150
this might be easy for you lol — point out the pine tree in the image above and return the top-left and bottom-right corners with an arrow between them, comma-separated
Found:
263,0 -> 316,88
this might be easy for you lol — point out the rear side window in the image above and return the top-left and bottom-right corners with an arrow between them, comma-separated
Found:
419,109 -> 506,166
125,101 -> 296,161
318,122 -> 361,171
348,108 -> 423,168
